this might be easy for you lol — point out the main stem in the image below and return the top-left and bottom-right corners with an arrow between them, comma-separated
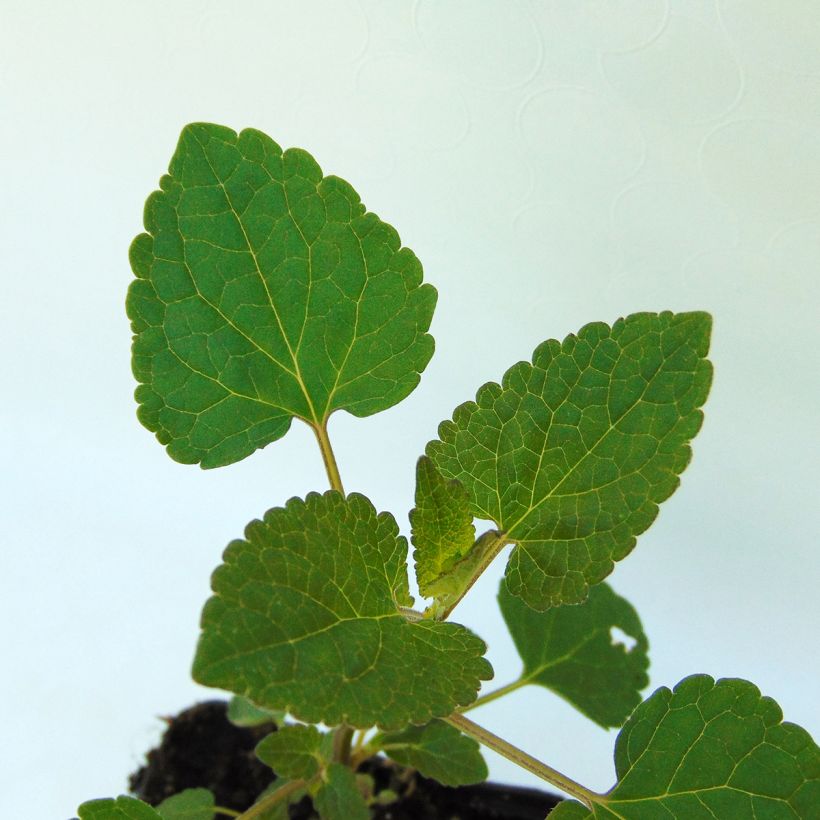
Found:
446,713 -> 600,809
310,417 -> 352,763
236,777 -> 312,819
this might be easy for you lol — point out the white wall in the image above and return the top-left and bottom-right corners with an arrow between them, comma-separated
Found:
1,2 -> 818,817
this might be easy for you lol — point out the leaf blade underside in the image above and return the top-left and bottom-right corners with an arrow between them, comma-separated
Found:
498,581 -> 649,728
128,122 -> 437,468
427,311 -> 712,610
550,675 -> 820,819
192,492 -> 492,729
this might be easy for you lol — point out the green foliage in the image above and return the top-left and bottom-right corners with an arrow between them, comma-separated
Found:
192,491 -> 492,728
226,694 -> 283,727
157,789 -> 215,820
127,122 -> 436,468
410,456 -> 476,601
313,763 -> 369,820
427,311 -> 713,610
498,581 -> 648,728
550,675 -> 820,819
375,719 -> 488,786
78,796 -> 162,820
255,724 -> 331,780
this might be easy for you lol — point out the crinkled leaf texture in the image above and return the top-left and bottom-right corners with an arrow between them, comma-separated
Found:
377,719 -> 488,786
157,789 -> 215,820
313,763 -> 369,820
427,311 -> 712,610
551,675 -> 820,819
410,455 -> 477,600
192,492 -> 492,729
128,122 -> 437,468
255,724 -> 331,781
78,796 -> 161,820
498,580 -> 648,728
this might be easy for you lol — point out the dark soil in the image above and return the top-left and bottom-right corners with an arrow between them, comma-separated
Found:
130,700 -> 563,819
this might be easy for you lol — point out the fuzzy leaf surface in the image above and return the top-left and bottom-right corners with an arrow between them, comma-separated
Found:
498,581 -> 648,728
313,763 -> 369,820
192,492 -> 492,728
128,122 -> 436,468
377,719 -> 487,786
427,312 -> 712,610
255,724 -> 331,780
550,675 -> 820,819
157,789 -> 215,820
78,797 -> 161,820
410,456 -> 476,599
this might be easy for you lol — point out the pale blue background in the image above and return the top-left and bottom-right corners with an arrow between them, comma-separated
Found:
1,2 -> 818,817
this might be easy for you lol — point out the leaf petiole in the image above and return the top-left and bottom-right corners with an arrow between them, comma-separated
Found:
458,678 -> 528,712
445,712 -> 601,809
236,776 -> 316,819
311,420 -> 345,495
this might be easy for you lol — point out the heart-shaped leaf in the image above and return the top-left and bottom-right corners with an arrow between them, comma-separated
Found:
498,580 -> 649,728
427,312 -> 712,610
192,492 -> 492,728
128,123 -> 436,468
551,675 -> 820,818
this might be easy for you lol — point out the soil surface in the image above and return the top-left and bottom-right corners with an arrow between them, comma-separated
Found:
130,700 -> 563,819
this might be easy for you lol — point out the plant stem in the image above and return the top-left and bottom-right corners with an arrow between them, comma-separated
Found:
445,713 -> 601,809
333,724 -> 355,764
236,777 -> 311,819
438,531 -> 510,620
214,808 -> 241,818
459,678 -> 527,712
311,419 -> 345,494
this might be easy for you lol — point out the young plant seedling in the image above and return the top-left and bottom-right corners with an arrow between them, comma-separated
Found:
78,124 -> 819,820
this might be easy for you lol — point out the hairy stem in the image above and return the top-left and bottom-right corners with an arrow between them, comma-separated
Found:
437,531 -> 510,620
445,713 -> 600,809
311,419 -> 345,494
237,777 -> 312,819
459,678 -> 527,712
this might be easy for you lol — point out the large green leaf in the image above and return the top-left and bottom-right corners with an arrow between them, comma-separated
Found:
157,789 -> 215,820
375,719 -> 488,786
427,312 -> 712,610
498,581 -> 649,728
192,492 -> 492,728
128,122 -> 437,468
78,796 -> 161,820
313,763 -> 369,820
255,724 -> 331,781
550,675 -> 820,819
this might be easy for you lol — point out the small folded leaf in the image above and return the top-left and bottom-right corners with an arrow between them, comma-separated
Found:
78,796 -> 161,820
226,695 -> 283,727
313,763 -> 369,820
410,456 -> 476,600
255,724 -> 331,780
427,311 -> 712,610
498,581 -> 649,728
192,492 -> 492,728
550,675 -> 820,818
128,122 -> 437,468
377,719 -> 488,786
157,789 -> 215,820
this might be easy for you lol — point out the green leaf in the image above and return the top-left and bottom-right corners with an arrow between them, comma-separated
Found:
498,581 -> 649,728
427,311 -> 712,610
255,724 -> 331,780
313,763 -> 369,820
192,492 -> 492,728
551,675 -> 820,819
128,122 -> 437,468
250,779 -> 306,820
78,796 -> 161,820
226,694 -> 283,727
410,456 -> 476,598
376,719 -> 488,786
157,789 -> 215,820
